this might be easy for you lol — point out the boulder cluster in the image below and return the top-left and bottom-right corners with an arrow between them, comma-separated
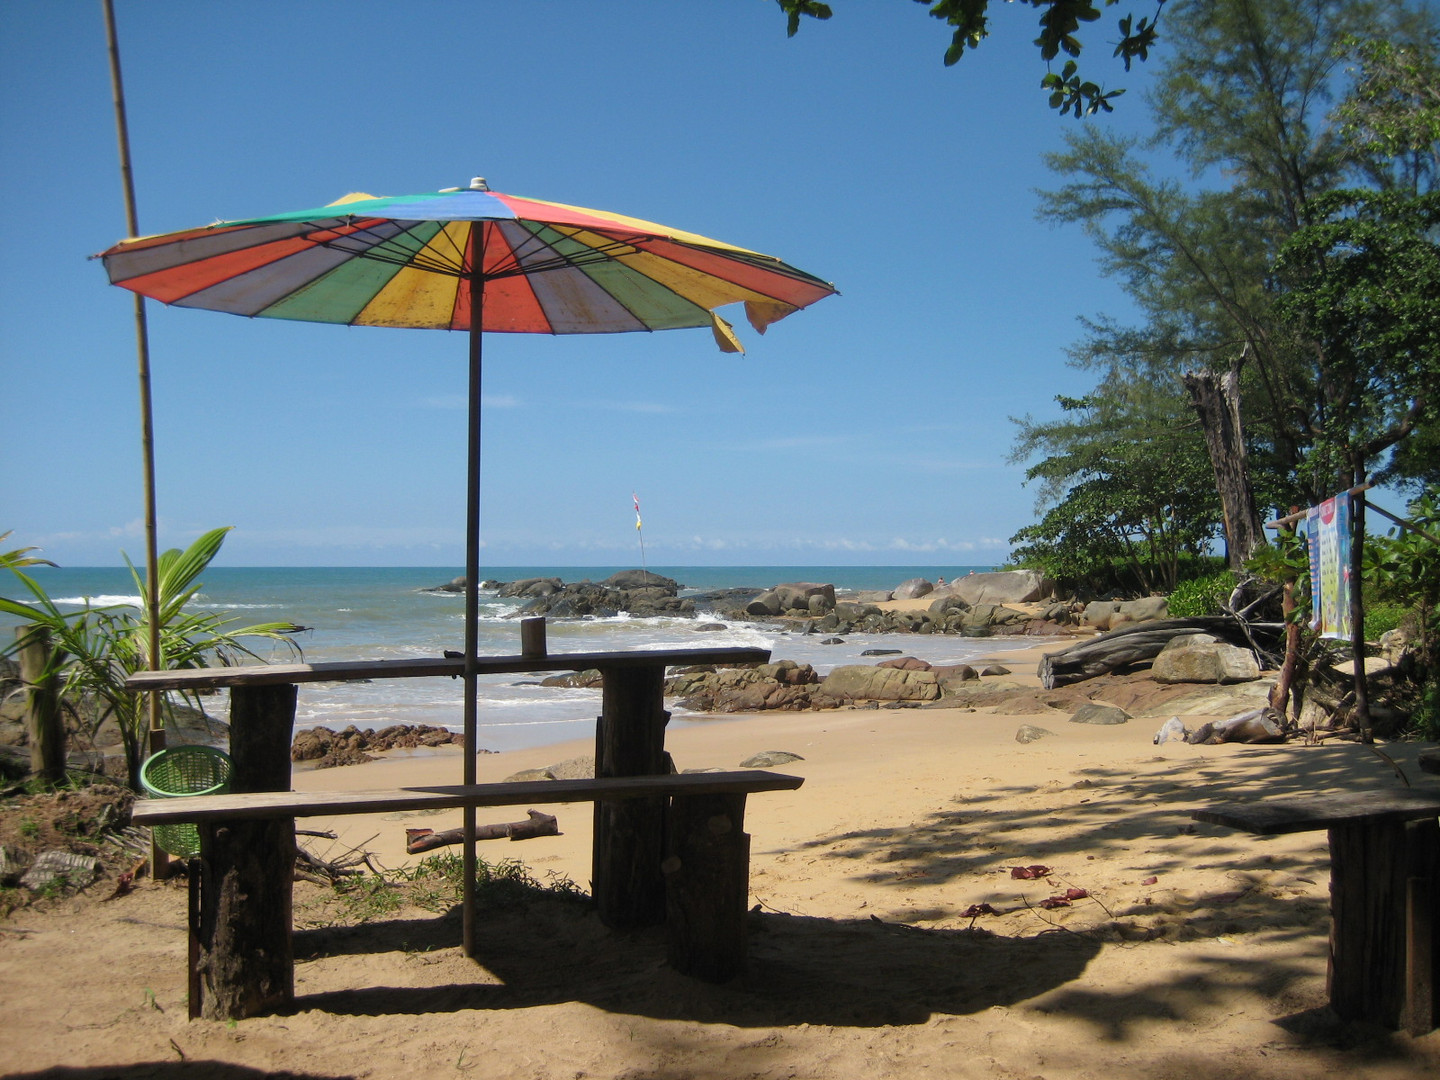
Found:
290,723 -> 464,769
499,570 -> 694,618
666,655 -> 1011,713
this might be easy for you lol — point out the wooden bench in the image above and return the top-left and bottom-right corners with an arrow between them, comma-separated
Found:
1193,789 -> 1440,1034
134,770 -> 802,1009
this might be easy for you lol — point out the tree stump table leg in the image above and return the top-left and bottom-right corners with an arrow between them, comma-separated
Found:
664,792 -> 751,982
1328,817 -> 1439,1032
593,665 -> 669,930
197,683 -> 297,1020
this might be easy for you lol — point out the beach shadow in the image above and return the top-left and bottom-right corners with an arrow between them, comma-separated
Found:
791,739 -> 1439,947
7,1068 -> 354,1080
293,900 -> 1101,1026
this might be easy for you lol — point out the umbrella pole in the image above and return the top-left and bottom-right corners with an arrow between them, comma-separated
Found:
462,272 -> 484,958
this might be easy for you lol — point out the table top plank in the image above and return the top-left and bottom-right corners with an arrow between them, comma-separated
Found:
1193,788 -> 1440,835
124,646 -> 771,690
130,770 -> 805,825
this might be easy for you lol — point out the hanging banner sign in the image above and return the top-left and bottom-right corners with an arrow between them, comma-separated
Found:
1305,492 -> 1352,640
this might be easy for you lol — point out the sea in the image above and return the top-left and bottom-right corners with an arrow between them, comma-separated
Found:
3,565 -> 1032,753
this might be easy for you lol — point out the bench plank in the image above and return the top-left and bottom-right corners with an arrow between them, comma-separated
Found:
124,647 -> 771,690
131,771 -> 804,825
1192,789 -> 1440,836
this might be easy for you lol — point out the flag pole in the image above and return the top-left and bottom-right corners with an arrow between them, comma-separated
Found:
633,493 -> 647,574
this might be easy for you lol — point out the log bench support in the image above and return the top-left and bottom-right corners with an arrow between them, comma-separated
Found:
133,771 -> 802,1017
1194,790 -> 1440,1034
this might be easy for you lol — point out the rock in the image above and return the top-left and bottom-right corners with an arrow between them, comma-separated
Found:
424,575 -> 468,593
893,578 -> 934,600
1082,597 -> 1170,631
503,767 -> 558,782
820,637 -> 846,645
1152,641 -> 1260,684
851,590 -> 894,603
1068,703 -> 1130,725
1015,725 -> 1056,744
540,669 -> 604,688
952,570 -> 1052,606
497,577 -> 564,599
877,656 -> 933,671
927,594 -> 970,616
816,665 -> 941,703
668,662 -> 820,713
601,569 -> 678,591
740,751 -> 805,768
502,753 -> 604,782
544,754 -> 596,780
746,590 -> 784,616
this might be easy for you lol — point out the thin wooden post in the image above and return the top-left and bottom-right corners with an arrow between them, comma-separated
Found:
1328,816 -> 1438,1030
520,616 -> 547,658
664,792 -> 751,981
196,682 -> 297,1019
593,663 -> 669,929
16,626 -> 65,782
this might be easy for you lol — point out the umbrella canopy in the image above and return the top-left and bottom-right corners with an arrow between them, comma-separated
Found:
100,179 -> 835,350
97,176 -> 835,955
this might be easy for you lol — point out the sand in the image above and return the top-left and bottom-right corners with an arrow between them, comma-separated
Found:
3,642 -> 1438,1079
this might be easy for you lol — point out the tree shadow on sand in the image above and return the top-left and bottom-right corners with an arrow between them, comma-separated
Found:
294,902 -> 1102,1026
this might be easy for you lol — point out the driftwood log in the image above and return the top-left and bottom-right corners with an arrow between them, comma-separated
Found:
405,809 -> 559,854
1038,617 -> 1283,689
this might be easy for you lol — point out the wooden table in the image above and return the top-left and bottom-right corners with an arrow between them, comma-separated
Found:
126,630 -> 777,1018
1193,789 -> 1440,1034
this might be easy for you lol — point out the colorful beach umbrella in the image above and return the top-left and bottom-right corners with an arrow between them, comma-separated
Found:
98,176 -> 836,953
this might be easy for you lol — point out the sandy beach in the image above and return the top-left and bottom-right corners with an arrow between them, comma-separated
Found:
3,641 -> 1439,1078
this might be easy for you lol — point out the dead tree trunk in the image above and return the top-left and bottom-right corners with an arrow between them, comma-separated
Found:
1038,617 -> 1281,688
1183,366 -> 1266,570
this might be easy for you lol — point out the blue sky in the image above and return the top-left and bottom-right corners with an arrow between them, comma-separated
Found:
2,1 -> 1159,568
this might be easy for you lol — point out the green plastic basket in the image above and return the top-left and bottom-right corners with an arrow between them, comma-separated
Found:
140,745 -> 233,858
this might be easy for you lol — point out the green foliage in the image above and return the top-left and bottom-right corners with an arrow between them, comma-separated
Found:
1363,600 -> 1407,641
0,532 -> 56,571
0,527 -> 301,790
1167,568 -> 1237,618
332,852 -> 585,923
1366,485 -> 1440,642
1272,189 -> 1440,492
1335,30 -> 1440,194
1009,388 -> 1222,594
776,0 -> 1162,115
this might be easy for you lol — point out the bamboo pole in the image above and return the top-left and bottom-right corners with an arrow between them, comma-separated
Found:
102,0 -> 167,872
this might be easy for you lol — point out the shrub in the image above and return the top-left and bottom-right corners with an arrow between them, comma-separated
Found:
1167,570 -> 1238,618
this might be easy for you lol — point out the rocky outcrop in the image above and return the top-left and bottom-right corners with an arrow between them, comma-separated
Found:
290,724 -> 465,768
815,664 -> 942,704
1151,636 -> 1261,684
893,578 -> 935,600
948,570 -> 1052,606
516,571 -> 693,618
1082,597 -> 1170,631
746,582 -> 836,617
668,661 -> 820,713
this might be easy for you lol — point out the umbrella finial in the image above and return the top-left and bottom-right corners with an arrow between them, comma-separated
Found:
469,177 -> 489,192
